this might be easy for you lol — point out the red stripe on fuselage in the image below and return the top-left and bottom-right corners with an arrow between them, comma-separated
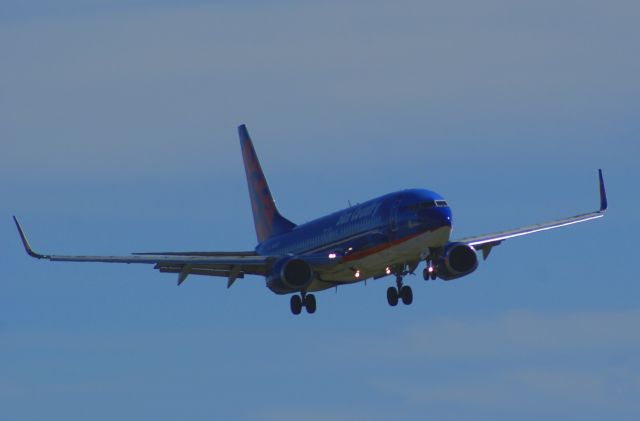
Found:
340,226 -> 447,263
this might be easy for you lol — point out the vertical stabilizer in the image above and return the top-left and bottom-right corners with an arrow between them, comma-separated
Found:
238,125 -> 296,243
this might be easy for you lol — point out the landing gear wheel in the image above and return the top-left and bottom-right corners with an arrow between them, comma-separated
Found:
400,285 -> 413,305
305,294 -> 316,314
387,286 -> 399,306
290,295 -> 302,315
423,263 -> 437,281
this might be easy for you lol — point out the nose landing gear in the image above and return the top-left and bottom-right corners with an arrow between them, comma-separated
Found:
423,262 -> 437,281
423,251 -> 439,281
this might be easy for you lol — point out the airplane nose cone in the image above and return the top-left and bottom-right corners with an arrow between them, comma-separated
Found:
438,207 -> 452,227
421,206 -> 452,230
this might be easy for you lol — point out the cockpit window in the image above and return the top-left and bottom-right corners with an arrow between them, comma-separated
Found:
435,200 -> 448,207
403,200 -> 436,212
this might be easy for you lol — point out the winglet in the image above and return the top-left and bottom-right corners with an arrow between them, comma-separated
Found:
598,169 -> 608,212
13,216 -> 48,259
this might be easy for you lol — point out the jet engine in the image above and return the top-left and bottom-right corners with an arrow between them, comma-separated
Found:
437,243 -> 478,281
267,257 -> 314,292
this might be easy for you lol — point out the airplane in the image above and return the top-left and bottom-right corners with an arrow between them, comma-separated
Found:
14,125 -> 608,315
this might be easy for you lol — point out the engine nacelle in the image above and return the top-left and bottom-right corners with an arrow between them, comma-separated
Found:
437,243 -> 478,281
267,257 -> 314,293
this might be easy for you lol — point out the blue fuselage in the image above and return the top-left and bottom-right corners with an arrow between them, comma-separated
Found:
257,189 -> 453,292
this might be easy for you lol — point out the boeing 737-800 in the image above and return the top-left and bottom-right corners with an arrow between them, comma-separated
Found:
15,125 -> 608,315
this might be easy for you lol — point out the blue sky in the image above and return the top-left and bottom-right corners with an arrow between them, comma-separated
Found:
1,1 -> 639,420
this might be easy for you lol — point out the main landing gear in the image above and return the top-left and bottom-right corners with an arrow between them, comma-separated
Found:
387,275 -> 413,307
290,292 -> 316,315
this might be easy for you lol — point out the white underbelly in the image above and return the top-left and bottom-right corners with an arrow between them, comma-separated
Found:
315,226 -> 451,285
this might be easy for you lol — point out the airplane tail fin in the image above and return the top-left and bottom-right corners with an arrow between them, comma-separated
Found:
238,125 -> 296,243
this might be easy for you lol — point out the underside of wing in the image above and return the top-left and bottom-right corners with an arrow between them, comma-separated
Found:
151,256 -> 270,287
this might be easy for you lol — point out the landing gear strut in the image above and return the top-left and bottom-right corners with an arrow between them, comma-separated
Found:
387,275 -> 413,306
290,292 -> 316,315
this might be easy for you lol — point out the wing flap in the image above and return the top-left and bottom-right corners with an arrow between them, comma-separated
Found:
154,263 -> 264,276
132,251 -> 257,257
44,254 -> 269,265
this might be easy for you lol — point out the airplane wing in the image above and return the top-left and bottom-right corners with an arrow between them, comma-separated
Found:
453,169 -> 607,259
13,216 -> 271,287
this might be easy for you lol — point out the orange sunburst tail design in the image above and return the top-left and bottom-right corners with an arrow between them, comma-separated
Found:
238,125 -> 296,243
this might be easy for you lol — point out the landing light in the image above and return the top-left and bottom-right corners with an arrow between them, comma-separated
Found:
385,267 -> 391,275
355,270 -> 361,278
428,266 -> 434,273
328,253 -> 337,259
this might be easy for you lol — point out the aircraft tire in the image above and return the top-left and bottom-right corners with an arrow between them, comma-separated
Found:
290,295 -> 302,315
305,294 -> 317,314
387,287 -> 399,306
424,265 -> 438,281
400,285 -> 413,305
